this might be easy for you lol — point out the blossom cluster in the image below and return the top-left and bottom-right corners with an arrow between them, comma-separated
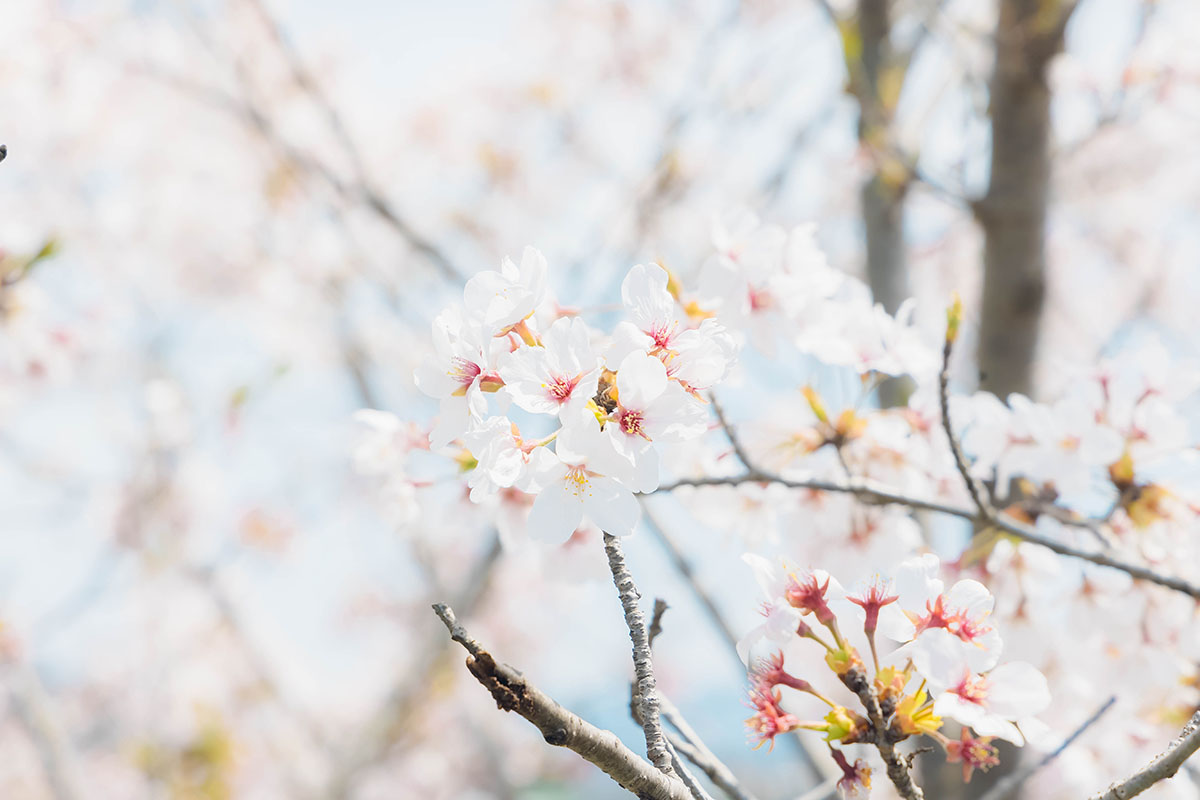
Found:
741,554 -> 1050,794
359,211 -> 1200,799
412,246 -> 738,542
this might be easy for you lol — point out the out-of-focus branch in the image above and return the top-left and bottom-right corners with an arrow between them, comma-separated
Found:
604,532 -> 675,776
639,503 -> 741,670
241,0 -> 368,183
640,595 -> 762,800
638,500 -> 835,784
324,531 -> 502,798
431,603 -> 692,800
655,401 -> 1200,600
658,694 -> 762,800
1090,710 -> 1200,800
978,695 -> 1115,800
3,662 -> 84,800
129,62 -> 464,285
657,470 -> 1200,599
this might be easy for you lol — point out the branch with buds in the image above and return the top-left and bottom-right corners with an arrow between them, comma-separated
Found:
659,396 -> 1200,601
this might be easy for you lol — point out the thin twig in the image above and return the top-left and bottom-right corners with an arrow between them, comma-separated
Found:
324,531 -> 502,798
978,696 -> 1116,800
2,663 -> 84,800
604,532 -> 676,776
938,312 -> 994,517
639,502 -> 742,669
664,737 -> 717,800
791,777 -> 838,800
658,694 -> 762,800
1090,710 -> 1200,800
654,472 -> 1200,600
639,499 -> 836,782
648,599 -> 669,648
431,604 -> 691,800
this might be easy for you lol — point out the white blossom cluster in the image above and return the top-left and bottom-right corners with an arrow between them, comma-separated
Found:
360,210 -> 1200,799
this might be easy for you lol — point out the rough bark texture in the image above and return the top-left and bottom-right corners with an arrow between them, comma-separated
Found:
976,0 -> 1072,398
433,604 -> 692,800
603,533 -> 675,777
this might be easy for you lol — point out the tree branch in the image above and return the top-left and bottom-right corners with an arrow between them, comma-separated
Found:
842,669 -> 925,799
325,532 -> 502,798
939,311 -> 995,518
638,498 -> 835,782
431,603 -> 691,800
654,472 -> 1200,600
978,695 -> 1116,800
604,532 -> 676,776
1090,710 -> 1200,800
658,694 -> 762,800
3,662 -> 84,800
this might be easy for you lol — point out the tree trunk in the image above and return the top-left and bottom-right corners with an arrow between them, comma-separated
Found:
976,0 -> 1072,398
856,0 -> 911,406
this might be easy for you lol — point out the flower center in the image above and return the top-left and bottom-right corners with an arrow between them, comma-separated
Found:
749,287 -> 773,312
649,322 -> 676,349
565,466 -> 592,499
618,408 -> 648,439
448,356 -> 482,387
952,673 -> 990,705
546,375 -> 577,402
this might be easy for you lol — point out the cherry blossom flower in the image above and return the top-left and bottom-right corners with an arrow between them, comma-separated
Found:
944,728 -> 1001,782
913,629 -> 1050,745
414,306 -> 503,448
604,351 -> 706,492
463,246 -> 548,332
525,411 -> 639,543
498,316 -> 600,418
609,262 -> 688,361
831,748 -> 872,799
737,554 -> 804,663
461,416 -> 542,502
879,554 -> 1003,672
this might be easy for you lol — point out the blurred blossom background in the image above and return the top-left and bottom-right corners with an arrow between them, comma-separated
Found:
2,0 -> 1200,798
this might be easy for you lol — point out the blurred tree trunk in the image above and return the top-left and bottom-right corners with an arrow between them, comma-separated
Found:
851,0 -> 913,407
976,0 -> 1075,398
920,3 -> 1077,797
857,0 -> 909,318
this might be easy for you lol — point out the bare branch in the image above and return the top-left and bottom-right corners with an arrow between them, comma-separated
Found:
325,532 -> 502,798
979,696 -> 1116,800
431,604 -> 691,800
1090,710 -> 1200,800
648,598 -> 669,649
664,737 -> 717,800
604,532 -> 676,776
639,501 -> 740,664
939,303 -> 997,518
639,500 -> 836,783
3,663 -> 84,800
654,471 -> 1200,600
658,694 -> 762,800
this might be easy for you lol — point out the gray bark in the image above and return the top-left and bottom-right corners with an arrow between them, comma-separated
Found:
976,0 -> 1073,398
